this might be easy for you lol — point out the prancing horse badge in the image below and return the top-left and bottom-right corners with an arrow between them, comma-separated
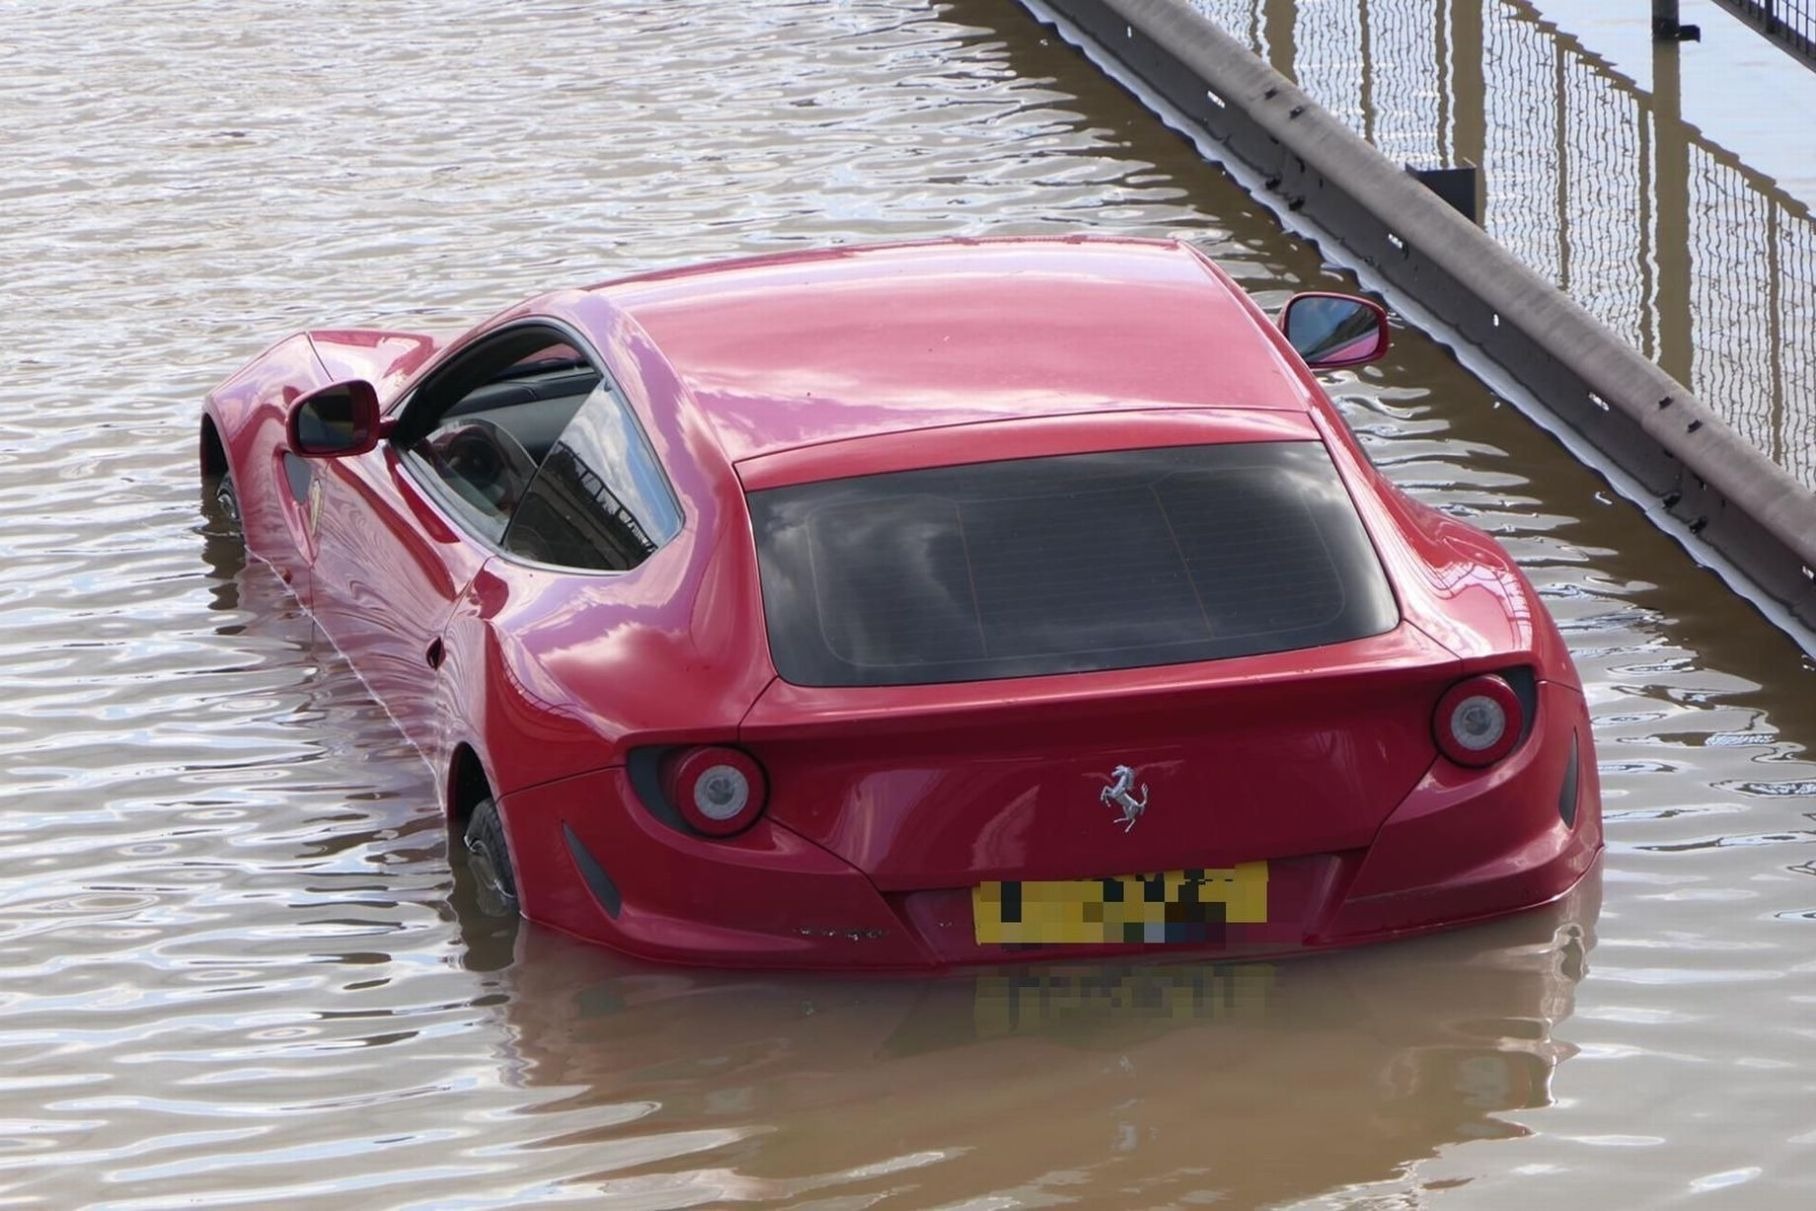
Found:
1100,765 -> 1149,832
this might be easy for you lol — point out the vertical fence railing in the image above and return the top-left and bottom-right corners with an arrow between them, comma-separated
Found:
1185,0 -> 1816,487
1707,1 -> 1816,70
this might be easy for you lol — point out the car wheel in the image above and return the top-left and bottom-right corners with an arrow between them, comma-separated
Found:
213,468 -> 241,526
464,796 -> 520,918
208,465 -> 243,534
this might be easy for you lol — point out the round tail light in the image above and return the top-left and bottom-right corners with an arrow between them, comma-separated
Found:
1434,675 -> 1523,767
662,746 -> 768,836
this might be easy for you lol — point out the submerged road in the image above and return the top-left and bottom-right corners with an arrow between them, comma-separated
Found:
0,1 -> 1813,1206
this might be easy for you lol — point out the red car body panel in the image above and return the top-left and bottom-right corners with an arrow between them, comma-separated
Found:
201,236 -> 1602,970
600,239 -> 1323,464
309,328 -> 446,405
737,408 -> 1320,489
744,624 -> 1464,889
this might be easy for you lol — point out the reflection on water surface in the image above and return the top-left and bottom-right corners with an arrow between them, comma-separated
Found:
0,0 -> 1812,1206
494,885 -> 1594,1206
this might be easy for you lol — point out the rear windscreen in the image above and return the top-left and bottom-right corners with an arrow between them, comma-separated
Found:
747,442 -> 1399,687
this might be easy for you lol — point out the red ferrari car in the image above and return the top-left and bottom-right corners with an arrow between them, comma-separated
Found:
201,236 -> 1601,969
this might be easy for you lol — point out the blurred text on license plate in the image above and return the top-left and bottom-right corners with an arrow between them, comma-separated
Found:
973,862 -> 1267,945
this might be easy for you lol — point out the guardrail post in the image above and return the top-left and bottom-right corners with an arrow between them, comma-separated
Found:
1406,164 -> 1482,223
1653,0 -> 1702,41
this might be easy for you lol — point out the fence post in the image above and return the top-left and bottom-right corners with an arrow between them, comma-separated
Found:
1263,0 -> 1296,82
1652,29 -> 1695,390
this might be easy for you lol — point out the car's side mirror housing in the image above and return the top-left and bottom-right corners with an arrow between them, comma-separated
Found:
287,380 -> 384,457
1280,293 -> 1391,369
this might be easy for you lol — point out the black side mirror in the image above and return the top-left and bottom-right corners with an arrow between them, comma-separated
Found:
1280,293 -> 1391,369
287,380 -> 383,457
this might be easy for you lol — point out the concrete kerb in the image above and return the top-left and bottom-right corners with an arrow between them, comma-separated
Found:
1021,0 -> 1816,638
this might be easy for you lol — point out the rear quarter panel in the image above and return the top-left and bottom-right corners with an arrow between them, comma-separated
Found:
1308,401 -> 1577,685
427,291 -> 781,803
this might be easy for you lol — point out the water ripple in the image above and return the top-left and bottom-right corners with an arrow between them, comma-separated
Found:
0,0 -> 1812,1208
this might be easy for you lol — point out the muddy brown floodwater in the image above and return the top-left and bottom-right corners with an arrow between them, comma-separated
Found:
3,2 -> 1814,1207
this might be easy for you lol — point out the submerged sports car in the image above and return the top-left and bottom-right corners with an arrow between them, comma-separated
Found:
201,236 -> 1601,969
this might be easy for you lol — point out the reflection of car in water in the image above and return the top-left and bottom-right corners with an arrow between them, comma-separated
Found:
479,871 -> 1599,1205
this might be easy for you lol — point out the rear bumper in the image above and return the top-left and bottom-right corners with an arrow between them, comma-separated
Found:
497,684 -> 1601,970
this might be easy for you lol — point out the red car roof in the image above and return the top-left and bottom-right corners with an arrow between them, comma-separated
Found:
596,237 -> 1323,464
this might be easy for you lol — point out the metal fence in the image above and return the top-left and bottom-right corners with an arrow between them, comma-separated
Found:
1189,0 -> 1816,488
1709,1 -> 1816,68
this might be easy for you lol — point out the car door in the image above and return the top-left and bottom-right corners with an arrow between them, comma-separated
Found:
307,321 -> 603,753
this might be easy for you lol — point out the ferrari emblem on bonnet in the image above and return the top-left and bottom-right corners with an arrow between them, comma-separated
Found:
1100,765 -> 1149,832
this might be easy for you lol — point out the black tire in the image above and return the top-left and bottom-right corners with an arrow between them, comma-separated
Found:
464,796 -> 520,918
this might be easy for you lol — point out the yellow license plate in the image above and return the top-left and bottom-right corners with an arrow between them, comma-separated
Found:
973,862 -> 1268,945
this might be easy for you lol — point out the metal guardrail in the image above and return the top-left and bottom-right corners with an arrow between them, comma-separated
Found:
1189,0 -> 1816,491
1019,0 -> 1816,640
1709,0 -> 1816,67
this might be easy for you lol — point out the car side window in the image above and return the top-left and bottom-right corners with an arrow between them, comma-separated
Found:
397,325 -> 601,544
501,382 -> 683,572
